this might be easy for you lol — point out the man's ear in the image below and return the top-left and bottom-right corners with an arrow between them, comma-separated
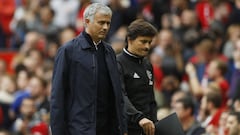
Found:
84,18 -> 90,26
127,37 -> 132,45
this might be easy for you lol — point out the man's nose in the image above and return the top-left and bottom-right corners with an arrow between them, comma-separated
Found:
103,23 -> 109,29
145,42 -> 151,49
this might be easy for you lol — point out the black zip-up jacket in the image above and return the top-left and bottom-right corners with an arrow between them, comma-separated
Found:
117,48 -> 157,131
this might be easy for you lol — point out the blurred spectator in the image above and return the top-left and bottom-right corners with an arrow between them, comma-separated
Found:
13,97 -> 36,135
10,0 -> 41,49
223,24 -> 240,59
211,0 -> 232,29
186,58 -> 229,105
189,37 -> 216,66
160,13 -> 172,30
27,75 -> 49,114
174,96 -> 205,135
160,13 -> 182,30
50,0 -> 79,28
217,111 -> 229,135
187,36 -> 228,92
193,35 -> 227,64
171,90 -> 188,109
233,98 -> 240,112
200,91 -> 224,130
173,9 -> 200,61
21,49 -> 44,76
19,31 -> 45,54
10,67 -> 31,117
58,26 -> 76,46
45,41 -> 58,62
151,29 -> 185,107
30,6 -> 58,41
226,111 -> 240,135
156,29 -> 184,79
10,0 -> 30,48
0,75 -> 16,129
0,75 -> 16,105
197,86 -> 219,123
195,0 -> 231,32
10,74 -> 49,121
206,59 -> 229,106
179,9 -> 199,36
12,97 -> 48,135
15,67 -> 31,90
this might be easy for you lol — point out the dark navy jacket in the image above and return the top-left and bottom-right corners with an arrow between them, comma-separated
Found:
50,33 -> 125,135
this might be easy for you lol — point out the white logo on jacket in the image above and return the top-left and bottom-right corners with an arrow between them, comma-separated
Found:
133,72 -> 140,78
146,70 -> 153,85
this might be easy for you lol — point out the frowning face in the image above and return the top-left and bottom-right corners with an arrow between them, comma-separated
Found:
127,36 -> 153,57
85,11 -> 111,42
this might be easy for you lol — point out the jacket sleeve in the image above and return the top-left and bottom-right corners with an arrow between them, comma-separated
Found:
50,47 -> 70,135
117,62 -> 145,125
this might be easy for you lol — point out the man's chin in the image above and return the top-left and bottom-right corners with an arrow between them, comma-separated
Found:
142,52 -> 148,57
98,35 -> 106,40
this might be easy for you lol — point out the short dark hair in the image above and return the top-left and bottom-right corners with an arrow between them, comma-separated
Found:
176,96 -> 195,115
206,91 -> 222,108
127,19 -> 157,40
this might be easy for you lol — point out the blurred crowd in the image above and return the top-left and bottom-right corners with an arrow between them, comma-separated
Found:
0,0 -> 240,135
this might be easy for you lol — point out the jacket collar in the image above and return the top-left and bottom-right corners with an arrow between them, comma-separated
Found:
78,31 -> 111,53
80,30 -> 96,49
123,48 -> 144,63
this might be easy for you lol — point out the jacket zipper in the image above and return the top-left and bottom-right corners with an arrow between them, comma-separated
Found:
92,52 -> 97,127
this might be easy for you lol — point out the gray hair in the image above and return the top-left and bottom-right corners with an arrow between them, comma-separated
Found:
83,3 -> 112,23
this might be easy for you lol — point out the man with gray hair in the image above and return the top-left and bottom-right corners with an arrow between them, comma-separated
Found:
51,3 -> 126,135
